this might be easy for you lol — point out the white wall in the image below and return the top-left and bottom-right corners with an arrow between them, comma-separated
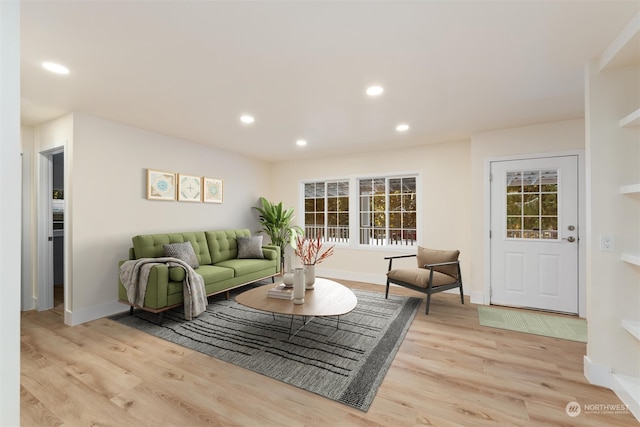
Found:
270,140 -> 472,287
0,1 -> 21,425
469,119 -> 586,303
32,112 -> 272,325
21,125 -> 36,311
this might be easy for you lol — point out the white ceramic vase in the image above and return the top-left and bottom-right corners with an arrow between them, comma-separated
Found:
304,264 -> 316,289
293,268 -> 305,304
282,256 -> 294,287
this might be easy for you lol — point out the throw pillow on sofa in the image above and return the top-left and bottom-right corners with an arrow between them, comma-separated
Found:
237,236 -> 264,259
164,242 -> 200,269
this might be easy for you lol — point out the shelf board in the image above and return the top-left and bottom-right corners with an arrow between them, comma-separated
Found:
620,184 -> 640,194
599,11 -> 640,71
621,252 -> 640,266
611,374 -> 640,420
620,109 -> 640,128
622,320 -> 640,341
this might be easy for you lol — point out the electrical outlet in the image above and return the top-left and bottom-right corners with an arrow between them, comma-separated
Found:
600,234 -> 615,252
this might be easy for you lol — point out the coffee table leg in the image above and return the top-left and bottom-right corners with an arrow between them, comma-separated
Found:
288,315 -> 314,339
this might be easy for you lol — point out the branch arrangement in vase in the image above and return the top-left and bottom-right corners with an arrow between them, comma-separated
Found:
295,233 -> 334,265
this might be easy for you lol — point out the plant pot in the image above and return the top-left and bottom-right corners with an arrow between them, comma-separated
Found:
304,264 -> 315,290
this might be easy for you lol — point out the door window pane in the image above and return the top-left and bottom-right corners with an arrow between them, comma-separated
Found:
505,169 -> 558,240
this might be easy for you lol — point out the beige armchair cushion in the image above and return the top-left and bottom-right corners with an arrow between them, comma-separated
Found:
416,247 -> 459,277
387,268 -> 458,288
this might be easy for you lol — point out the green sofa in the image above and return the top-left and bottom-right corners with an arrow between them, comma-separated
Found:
118,228 -> 280,314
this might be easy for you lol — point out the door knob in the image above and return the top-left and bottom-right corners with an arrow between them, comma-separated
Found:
563,236 -> 576,243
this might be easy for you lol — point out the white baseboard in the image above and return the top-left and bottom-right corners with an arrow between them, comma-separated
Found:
316,268 -> 471,298
23,297 -> 37,312
470,292 -> 485,305
316,268 -> 388,286
64,300 -> 128,326
583,356 -> 612,388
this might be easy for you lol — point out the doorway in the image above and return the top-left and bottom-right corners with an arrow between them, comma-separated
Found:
52,152 -> 64,308
37,148 -> 64,312
489,155 -> 579,314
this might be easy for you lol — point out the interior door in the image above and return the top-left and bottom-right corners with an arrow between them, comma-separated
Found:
490,156 -> 578,313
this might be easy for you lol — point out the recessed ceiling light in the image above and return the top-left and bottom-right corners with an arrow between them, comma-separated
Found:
42,62 -> 69,75
396,124 -> 410,132
366,86 -> 384,96
240,115 -> 255,124
296,139 -> 307,146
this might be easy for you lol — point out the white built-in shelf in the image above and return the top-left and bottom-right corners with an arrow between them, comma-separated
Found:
621,253 -> 640,266
612,374 -> 640,420
620,109 -> 640,128
622,320 -> 640,341
620,184 -> 640,194
599,11 -> 640,71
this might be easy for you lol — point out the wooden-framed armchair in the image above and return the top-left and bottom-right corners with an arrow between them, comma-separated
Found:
384,247 -> 464,314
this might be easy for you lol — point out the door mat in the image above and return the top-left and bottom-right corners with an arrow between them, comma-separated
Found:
111,288 -> 421,412
477,305 -> 587,342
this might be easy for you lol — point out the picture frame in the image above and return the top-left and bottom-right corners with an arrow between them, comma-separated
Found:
147,169 -> 176,201
203,177 -> 223,203
178,173 -> 202,202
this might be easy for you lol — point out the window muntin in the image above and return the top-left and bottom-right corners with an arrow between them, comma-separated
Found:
506,169 -> 558,239
359,176 -> 417,246
304,181 -> 349,242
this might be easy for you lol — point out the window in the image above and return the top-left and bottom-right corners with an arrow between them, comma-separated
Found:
304,181 -> 349,242
302,174 -> 418,247
506,169 -> 558,239
359,176 -> 417,246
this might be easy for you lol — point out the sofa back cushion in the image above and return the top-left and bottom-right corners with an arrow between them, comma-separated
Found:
206,229 -> 252,263
132,231 -> 212,265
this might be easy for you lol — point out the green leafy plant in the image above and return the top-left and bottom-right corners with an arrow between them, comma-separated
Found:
253,197 -> 304,256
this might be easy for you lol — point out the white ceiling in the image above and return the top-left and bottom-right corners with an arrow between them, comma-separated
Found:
20,1 -> 639,162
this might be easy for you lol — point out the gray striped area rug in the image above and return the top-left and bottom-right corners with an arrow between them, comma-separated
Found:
112,287 -> 421,411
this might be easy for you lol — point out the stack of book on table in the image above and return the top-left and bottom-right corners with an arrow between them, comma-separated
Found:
268,284 -> 294,300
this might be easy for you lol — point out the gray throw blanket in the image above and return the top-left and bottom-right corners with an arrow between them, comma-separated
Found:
119,257 -> 207,320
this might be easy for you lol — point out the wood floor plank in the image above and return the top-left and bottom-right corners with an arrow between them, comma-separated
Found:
21,281 -> 638,426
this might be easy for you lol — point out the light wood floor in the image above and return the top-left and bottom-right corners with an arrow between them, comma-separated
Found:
21,281 -> 637,426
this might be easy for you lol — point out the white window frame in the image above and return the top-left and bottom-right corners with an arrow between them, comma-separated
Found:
299,171 -> 422,251
302,180 -> 350,243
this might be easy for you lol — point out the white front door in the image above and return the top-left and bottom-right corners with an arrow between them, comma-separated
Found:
490,156 -> 579,313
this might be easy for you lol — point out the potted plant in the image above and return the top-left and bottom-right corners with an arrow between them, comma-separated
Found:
253,197 -> 304,261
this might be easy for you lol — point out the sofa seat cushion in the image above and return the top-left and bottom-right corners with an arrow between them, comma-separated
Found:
387,268 -> 457,288
168,265 -> 234,292
216,259 -> 277,277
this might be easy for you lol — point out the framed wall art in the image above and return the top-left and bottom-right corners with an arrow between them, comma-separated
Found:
147,169 -> 176,201
203,177 -> 223,203
178,173 -> 202,202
